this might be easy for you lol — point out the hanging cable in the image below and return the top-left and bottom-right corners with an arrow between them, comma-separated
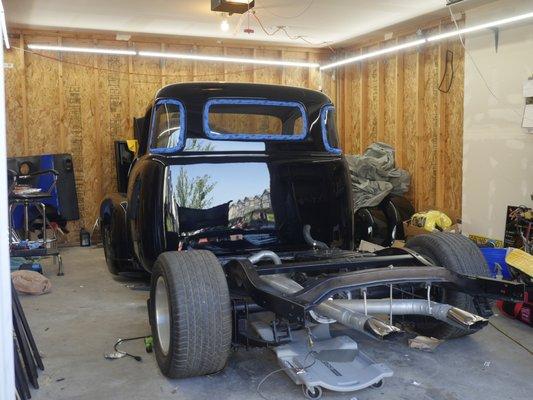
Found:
438,49 -> 455,93
448,5 -> 529,123
13,46 -> 272,84
259,0 -> 315,19
251,11 -> 335,52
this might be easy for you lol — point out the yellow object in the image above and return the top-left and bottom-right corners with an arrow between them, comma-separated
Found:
505,248 -> 533,278
411,210 -> 452,232
468,234 -> 504,248
126,139 -> 139,155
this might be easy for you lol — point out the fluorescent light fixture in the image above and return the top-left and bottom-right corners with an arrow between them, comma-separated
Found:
139,51 -> 320,68
27,44 -> 136,55
0,1 -> 9,49
320,39 -> 426,70
428,11 -> 533,42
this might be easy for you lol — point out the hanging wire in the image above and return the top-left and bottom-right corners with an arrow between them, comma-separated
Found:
259,0 -> 315,20
11,45 -> 274,85
251,11 -> 335,53
438,49 -> 455,93
448,5 -> 529,123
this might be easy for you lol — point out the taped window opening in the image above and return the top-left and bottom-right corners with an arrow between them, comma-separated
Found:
203,98 -> 308,141
150,99 -> 186,154
321,105 -> 341,154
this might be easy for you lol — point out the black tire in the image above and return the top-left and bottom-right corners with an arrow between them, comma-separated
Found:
149,250 -> 232,378
101,225 -> 112,265
406,232 -> 490,339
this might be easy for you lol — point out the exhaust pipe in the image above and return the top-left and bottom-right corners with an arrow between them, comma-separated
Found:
250,251 -> 402,340
315,299 -> 402,340
446,307 -> 488,330
334,299 -> 488,331
248,251 -> 486,334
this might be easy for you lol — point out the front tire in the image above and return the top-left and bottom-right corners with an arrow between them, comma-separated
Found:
149,250 -> 232,378
406,232 -> 491,339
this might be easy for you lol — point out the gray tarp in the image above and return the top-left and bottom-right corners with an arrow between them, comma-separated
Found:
345,142 -> 410,211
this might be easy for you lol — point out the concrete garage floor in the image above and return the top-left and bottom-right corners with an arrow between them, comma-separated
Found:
20,246 -> 533,400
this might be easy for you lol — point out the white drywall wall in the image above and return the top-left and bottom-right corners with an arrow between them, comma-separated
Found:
462,0 -> 533,241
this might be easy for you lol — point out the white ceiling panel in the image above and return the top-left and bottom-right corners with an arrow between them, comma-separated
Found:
4,0 -> 446,46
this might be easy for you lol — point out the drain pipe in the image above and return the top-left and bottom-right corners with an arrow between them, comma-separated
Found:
249,251 -> 402,340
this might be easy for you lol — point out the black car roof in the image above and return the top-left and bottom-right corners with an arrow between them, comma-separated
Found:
135,82 -> 338,156
155,82 -> 332,111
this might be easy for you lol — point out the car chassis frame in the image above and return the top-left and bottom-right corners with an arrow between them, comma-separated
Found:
226,247 -> 523,346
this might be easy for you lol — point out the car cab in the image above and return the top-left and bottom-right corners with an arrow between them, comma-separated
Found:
100,82 -> 353,275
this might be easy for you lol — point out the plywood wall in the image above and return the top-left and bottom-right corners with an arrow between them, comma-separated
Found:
4,22 -> 465,238
334,23 -> 464,221
4,30 -> 336,236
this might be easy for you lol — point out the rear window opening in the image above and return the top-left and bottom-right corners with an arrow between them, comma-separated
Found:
203,98 -> 308,141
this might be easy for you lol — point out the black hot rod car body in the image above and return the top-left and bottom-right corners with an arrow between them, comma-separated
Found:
100,82 -> 522,398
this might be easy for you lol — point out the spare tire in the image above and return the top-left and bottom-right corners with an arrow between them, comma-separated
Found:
149,250 -> 232,378
406,232 -> 491,339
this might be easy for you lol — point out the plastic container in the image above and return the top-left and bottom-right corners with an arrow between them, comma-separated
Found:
480,247 -> 512,279
80,227 -> 91,247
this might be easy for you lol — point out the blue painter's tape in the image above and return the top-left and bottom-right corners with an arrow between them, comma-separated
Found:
149,99 -> 186,154
203,98 -> 308,141
320,105 -> 342,154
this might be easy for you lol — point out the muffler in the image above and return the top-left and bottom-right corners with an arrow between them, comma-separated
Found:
250,251 -> 402,340
333,299 -> 488,331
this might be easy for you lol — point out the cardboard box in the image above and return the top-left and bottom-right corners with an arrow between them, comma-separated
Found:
403,220 -> 460,239
391,240 -> 405,248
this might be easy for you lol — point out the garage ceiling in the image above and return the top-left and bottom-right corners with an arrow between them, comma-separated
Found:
4,0 -> 445,46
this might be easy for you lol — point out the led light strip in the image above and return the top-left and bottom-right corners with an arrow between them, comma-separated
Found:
428,11 -> 533,42
320,39 -> 426,70
27,44 -> 136,55
0,1 -> 9,49
138,50 -> 320,68
321,10 -> 533,70
26,44 -> 319,68
25,10 -> 533,70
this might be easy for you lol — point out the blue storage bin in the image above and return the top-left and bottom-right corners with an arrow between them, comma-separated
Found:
480,247 -> 512,279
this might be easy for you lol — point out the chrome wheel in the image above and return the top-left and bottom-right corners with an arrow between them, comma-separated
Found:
155,276 -> 171,355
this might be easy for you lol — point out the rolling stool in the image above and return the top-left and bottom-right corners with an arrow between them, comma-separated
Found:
8,168 -> 64,276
